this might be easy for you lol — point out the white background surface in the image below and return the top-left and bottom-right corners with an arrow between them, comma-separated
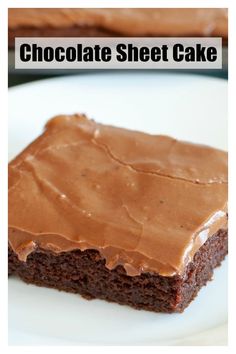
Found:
9,72 -> 227,345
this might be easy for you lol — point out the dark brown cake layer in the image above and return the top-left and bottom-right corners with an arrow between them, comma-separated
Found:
9,228 -> 227,313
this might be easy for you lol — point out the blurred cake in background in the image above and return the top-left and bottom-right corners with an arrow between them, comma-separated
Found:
8,8 -> 228,48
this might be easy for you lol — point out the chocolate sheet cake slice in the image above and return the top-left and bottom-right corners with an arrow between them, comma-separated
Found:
8,115 -> 228,313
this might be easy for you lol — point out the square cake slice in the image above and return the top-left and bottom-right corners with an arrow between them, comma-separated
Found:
8,114 -> 228,313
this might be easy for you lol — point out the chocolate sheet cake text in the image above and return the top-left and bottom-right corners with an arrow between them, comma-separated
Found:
15,38 -> 222,69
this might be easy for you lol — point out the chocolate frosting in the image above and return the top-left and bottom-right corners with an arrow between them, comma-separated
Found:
8,115 -> 228,276
8,8 -> 228,38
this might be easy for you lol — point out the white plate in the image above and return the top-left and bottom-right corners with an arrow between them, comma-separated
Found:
9,72 -> 228,346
